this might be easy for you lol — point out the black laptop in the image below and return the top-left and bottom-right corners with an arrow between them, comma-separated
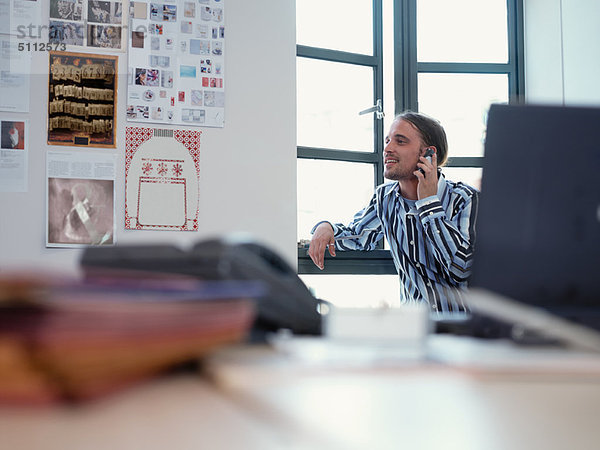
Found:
459,104 -> 600,350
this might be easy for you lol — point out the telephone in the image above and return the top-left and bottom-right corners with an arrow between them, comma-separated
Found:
80,237 -> 323,340
418,147 -> 435,174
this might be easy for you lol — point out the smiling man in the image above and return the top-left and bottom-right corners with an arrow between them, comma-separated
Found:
308,111 -> 479,316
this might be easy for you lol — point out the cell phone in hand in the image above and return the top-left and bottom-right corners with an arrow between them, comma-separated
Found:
418,147 -> 435,174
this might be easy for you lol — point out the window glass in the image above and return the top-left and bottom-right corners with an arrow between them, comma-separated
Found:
300,274 -> 401,308
297,58 -> 375,152
417,0 -> 508,63
296,0 -> 373,55
298,159 -> 374,241
418,73 -> 508,157
441,167 -> 483,191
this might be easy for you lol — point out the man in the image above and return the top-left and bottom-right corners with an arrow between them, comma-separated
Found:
308,111 -> 478,315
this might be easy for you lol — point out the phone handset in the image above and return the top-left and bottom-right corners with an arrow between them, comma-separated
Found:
418,147 -> 435,174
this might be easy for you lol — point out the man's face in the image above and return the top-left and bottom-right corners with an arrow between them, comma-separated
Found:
383,118 -> 424,181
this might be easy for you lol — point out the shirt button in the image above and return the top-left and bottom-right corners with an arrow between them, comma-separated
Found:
416,263 -> 420,268
436,230 -> 441,234
409,240 -> 414,245
427,281 -> 432,286
429,212 -> 433,215
432,304 -> 437,309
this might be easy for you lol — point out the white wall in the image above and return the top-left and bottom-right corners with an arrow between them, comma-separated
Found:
524,0 -> 600,105
0,0 -> 298,273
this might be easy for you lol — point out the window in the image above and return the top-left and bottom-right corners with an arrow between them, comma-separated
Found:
297,0 -> 524,306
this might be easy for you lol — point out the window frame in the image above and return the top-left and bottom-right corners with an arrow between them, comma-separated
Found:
297,0 -> 524,275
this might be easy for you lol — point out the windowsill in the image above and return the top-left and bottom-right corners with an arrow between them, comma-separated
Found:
297,248 -> 397,275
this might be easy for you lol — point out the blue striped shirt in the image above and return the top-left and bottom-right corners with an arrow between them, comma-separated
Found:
315,173 -> 479,316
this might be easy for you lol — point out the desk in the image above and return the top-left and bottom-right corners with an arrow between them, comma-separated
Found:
2,335 -> 600,450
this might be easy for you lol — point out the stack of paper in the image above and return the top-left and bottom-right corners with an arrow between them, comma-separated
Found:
0,273 -> 261,404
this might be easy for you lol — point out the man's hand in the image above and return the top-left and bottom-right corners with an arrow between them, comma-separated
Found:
308,222 -> 335,270
414,149 -> 438,200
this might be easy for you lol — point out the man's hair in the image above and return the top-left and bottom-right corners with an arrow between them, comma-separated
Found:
396,111 -> 448,166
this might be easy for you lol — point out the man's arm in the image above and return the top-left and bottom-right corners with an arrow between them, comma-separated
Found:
417,186 -> 479,283
308,194 -> 384,270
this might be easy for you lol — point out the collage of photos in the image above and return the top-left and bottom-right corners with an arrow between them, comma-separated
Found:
127,0 -> 225,127
49,0 -> 125,50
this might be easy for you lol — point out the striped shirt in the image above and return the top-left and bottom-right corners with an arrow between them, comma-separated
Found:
315,173 -> 479,317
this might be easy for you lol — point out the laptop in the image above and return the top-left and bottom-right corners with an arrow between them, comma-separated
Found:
462,103 -> 600,352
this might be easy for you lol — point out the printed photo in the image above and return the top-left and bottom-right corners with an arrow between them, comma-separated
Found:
1,121 -> 25,150
87,1 -> 122,24
131,31 -> 144,48
50,0 -> 83,21
161,70 -> 173,88
181,21 -> 192,34
87,24 -> 122,49
47,177 -> 114,246
190,39 -> 209,55
49,21 -> 85,46
180,65 -> 196,78
127,105 -> 137,119
163,4 -> 177,21
190,90 -> 202,106
131,2 -> 147,19
184,2 -> 195,17
136,105 -> 149,118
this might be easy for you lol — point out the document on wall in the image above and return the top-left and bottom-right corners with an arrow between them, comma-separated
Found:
0,118 -> 28,192
0,36 -> 31,112
125,126 -> 201,231
46,150 -> 116,248
127,0 -> 225,127
0,0 -> 42,38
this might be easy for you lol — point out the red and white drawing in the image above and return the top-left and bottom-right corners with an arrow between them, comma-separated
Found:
125,127 -> 201,231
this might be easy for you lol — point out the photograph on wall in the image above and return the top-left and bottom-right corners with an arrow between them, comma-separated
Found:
0,118 -> 28,192
127,0 -> 225,127
125,127 -> 201,231
46,150 -> 116,247
47,51 -> 118,148
49,0 -> 127,50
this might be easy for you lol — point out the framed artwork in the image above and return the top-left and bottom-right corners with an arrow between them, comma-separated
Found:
47,51 -> 118,148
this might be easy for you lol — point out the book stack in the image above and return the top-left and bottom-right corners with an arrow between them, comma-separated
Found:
0,272 -> 262,404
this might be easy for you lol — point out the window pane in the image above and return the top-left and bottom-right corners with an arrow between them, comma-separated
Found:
297,58 -> 375,151
441,167 -> 483,191
298,159 -> 374,241
418,73 -> 508,157
296,0 -> 373,55
300,275 -> 400,308
417,0 -> 508,63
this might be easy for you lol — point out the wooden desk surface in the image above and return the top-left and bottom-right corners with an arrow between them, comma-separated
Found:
2,336 -> 600,450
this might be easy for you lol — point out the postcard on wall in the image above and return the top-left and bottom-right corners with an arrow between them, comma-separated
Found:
46,150 -> 116,247
0,118 -> 28,192
125,126 -> 201,231
48,0 -> 126,50
127,0 -> 225,127
47,51 -> 117,148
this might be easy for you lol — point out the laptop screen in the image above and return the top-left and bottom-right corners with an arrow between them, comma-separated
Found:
469,104 -> 600,331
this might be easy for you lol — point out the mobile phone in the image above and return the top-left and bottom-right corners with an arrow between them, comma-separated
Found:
418,147 -> 435,174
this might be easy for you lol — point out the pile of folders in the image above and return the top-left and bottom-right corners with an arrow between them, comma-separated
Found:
0,271 -> 263,404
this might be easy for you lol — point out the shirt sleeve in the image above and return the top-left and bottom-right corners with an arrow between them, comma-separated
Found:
311,193 -> 384,251
416,187 -> 479,283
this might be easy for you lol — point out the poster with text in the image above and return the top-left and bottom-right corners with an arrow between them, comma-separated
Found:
127,0 -> 225,127
125,126 -> 201,231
